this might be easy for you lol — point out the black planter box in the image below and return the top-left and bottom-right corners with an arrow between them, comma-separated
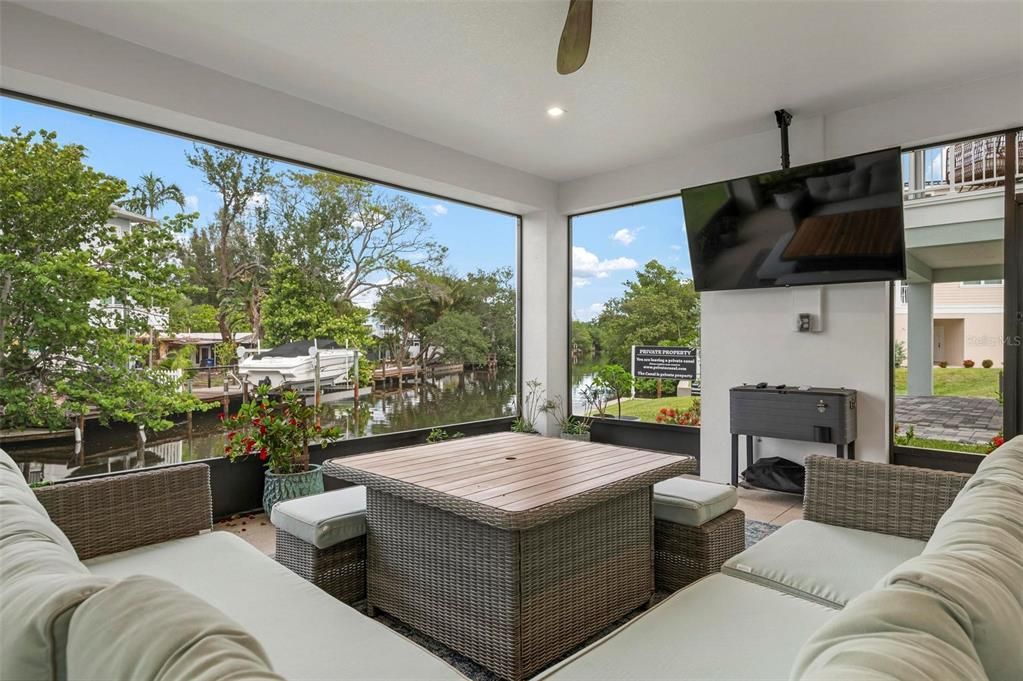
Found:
589,418 -> 701,474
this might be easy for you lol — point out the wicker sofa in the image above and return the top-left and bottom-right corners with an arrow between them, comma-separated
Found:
538,436 -> 1023,681
0,449 -> 465,681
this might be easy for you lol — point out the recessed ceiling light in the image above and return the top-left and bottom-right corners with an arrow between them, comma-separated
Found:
547,106 -> 566,118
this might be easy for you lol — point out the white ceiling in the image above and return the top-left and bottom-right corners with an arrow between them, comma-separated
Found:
18,1 -> 1023,182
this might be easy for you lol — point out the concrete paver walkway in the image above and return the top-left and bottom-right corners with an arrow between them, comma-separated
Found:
895,396 -> 1002,444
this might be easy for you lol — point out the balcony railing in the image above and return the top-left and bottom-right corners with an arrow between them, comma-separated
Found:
904,133 -> 1023,201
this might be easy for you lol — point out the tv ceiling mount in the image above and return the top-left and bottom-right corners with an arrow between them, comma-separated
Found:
774,109 -> 793,170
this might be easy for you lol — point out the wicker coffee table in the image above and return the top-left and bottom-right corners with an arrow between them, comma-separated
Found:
325,432 -> 694,681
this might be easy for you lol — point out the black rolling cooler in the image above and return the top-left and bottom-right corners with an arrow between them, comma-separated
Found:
729,385 -> 858,489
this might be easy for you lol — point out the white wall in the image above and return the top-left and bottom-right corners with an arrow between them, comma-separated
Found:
520,211 -> 570,434
700,284 -> 891,481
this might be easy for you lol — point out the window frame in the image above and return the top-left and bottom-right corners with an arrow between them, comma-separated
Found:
892,128 -> 1022,470
2,87 -> 525,456
565,193 -> 697,432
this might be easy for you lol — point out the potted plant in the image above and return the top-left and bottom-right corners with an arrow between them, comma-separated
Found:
542,395 -> 590,441
592,364 -> 637,420
223,384 -> 341,515
512,379 -> 545,433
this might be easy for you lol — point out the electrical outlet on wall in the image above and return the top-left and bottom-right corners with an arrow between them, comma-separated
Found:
791,287 -> 824,333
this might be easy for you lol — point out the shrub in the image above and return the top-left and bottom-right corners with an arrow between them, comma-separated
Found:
893,341 -> 907,368
426,428 -> 463,443
893,423 -> 915,446
938,361 -> 948,369
963,359 -> 975,368
655,399 -> 701,427
982,359 -> 994,369
634,377 -> 679,397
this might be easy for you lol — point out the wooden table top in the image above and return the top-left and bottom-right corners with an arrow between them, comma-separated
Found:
325,432 -> 694,530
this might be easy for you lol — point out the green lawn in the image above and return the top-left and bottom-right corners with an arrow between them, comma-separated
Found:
894,367 -> 1001,398
897,437 -> 991,455
599,396 -> 697,423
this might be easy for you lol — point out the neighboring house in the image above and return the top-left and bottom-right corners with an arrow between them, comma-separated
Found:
898,135 -> 1019,395
96,206 -> 170,331
894,280 -> 1004,368
152,332 -> 257,367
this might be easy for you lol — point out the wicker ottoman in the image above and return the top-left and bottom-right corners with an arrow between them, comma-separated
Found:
270,486 -> 367,604
653,478 -> 745,592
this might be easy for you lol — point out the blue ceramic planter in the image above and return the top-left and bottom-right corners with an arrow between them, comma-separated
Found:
262,464 -> 324,516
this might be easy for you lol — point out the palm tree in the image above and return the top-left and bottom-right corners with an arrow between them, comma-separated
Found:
125,173 -> 186,217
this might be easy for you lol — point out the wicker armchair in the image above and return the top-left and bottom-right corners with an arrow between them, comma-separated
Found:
803,455 -> 971,542
33,464 -> 213,560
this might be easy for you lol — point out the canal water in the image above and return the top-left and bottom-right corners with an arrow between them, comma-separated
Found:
7,369 -> 517,483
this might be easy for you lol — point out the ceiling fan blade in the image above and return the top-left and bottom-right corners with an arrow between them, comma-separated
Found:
557,0 -> 592,75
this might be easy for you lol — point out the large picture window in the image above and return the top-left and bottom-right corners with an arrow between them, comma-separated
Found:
569,197 -> 700,427
894,132 -> 1021,458
1,95 -> 518,482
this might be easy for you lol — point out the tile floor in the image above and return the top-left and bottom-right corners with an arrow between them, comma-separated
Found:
217,481 -> 803,556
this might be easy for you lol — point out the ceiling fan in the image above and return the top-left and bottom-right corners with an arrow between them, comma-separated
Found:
556,0 -> 593,75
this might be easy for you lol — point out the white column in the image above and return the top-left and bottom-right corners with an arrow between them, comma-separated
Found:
520,210 -> 569,435
906,282 -> 934,396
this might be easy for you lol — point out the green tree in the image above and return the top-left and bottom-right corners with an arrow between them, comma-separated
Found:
261,256 -> 370,348
0,128 -> 206,430
596,260 -> 699,364
124,172 -> 186,218
176,226 -> 220,306
423,311 -> 489,365
185,145 -> 275,341
456,268 -> 516,366
273,171 -> 439,304
168,297 -> 219,333
571,320 -> 595,358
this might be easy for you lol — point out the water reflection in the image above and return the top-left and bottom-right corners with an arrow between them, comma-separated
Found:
8,369 -> 517,482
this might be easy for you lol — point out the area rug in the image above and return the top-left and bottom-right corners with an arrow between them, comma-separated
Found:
364,519 -> 782,681
745,519 -> 781,547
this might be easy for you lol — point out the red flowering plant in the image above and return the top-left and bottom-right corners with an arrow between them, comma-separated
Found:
221,384 -> 341,474
655,399 -> 701,427
985,433 -> 1005,454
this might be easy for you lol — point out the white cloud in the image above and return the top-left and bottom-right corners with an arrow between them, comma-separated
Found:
429,203 -> 448,216
575,302 -> 606,322
573,246 -> 637,280
611,227 -> 637,245
670,244 -> 682,251
572,277 -> 591,288
184,195 -> 199,210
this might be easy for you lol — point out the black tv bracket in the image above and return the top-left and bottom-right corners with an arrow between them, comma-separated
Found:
775,109 -> 793,170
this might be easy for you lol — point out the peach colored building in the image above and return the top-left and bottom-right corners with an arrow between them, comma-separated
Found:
895,280 -> 1004,368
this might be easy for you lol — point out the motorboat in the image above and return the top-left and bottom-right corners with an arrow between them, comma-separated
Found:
238,339 -> 357,391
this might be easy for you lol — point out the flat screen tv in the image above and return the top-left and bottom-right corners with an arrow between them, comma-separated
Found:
681,148 -> 906,292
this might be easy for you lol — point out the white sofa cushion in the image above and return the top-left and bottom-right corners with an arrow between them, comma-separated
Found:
722,519 -> 925,608
67,575 -> 284,681
0,459 -> 112,681
270,486 -> 366,549
535,574 -> 836,681
793,436 -> 1023,681
882,437 -> 1023,681
792,583 -> 989,681
85,531 -> 464,681
653,478 -> 737,527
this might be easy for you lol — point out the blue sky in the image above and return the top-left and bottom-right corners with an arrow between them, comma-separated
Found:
0,95 -> 517,284
1,95 -> 693,320
571,198 -> 692,321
